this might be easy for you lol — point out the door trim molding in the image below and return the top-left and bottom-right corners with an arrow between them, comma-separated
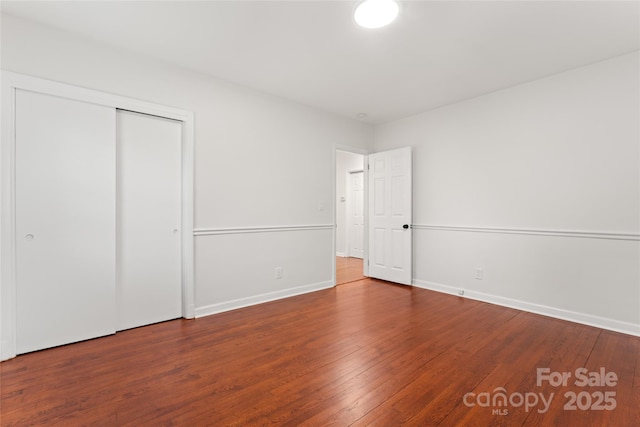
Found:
1,72 -> 195,361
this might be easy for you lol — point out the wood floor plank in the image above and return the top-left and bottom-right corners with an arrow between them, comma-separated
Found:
336,256 -> 365,285
1,279 -> 638,426
526,329 -> 640,427
279,300 -> 520,426
439,315 -> 600,427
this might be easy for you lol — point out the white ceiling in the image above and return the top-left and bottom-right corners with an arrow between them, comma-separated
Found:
2,1 -> 639,124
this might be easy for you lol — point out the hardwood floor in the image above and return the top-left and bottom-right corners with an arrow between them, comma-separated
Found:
1,279 -> 638,426
336,256 -> 365,285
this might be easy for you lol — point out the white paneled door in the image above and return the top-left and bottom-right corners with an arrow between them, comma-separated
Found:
348,171 -> 364,259
15,90 -> 117,354
116,110 -> 182,331
368,147 -> 412,285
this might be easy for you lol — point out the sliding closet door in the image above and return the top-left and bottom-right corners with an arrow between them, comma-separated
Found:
116,110 -> 182,331
15,90 -> 116,354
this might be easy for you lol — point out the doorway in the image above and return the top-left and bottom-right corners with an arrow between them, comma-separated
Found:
335,149 -> 366,284
334,146 -> 413,287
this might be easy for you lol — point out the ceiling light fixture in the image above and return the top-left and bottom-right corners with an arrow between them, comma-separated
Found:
354,0 -> 399,29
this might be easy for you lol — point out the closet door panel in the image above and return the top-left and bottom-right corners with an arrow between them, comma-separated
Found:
116,110 -> 182,331
15,90 -> 116,354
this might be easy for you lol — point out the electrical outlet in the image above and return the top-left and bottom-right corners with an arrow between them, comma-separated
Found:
475,268 -> 483,280
275,267 -> 283,279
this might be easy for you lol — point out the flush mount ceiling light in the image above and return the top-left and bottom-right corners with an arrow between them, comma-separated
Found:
354,0 -> 399,29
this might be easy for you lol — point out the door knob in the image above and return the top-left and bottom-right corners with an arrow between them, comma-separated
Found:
25,234 -> 34,240
403,224 -> 409,229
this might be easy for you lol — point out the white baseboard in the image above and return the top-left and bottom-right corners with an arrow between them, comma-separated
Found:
412,279 -> 640,337
336,252 -> 346,257
195,280 -> 334,318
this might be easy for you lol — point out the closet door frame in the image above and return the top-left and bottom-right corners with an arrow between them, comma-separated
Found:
0,72 -> 195,361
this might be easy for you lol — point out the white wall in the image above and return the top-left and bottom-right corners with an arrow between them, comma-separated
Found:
335,150 -> 364,257
1,14 -> 373,317
374,51 -> 640,334
3,13 -> 638,337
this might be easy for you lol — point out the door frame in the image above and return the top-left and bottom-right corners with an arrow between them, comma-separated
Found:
1,72 -> 195,361
333,145 -> 369,283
